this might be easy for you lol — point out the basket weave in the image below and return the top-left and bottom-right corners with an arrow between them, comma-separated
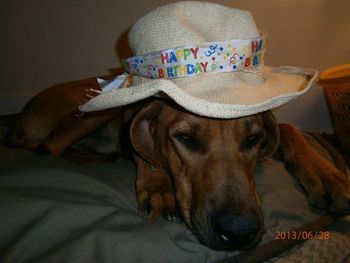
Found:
319,64 -> 350,152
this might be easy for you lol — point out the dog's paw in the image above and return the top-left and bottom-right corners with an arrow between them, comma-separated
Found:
297,163 -> 350,215
137,179 -> 178,222
137,188 -> 178,221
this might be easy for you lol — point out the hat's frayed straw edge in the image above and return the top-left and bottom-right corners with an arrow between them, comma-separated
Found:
79,67 -> 318,119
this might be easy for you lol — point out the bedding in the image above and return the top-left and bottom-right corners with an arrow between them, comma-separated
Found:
0,131 -> 349,263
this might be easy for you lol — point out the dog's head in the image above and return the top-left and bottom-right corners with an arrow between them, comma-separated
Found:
130,99 -> 279,250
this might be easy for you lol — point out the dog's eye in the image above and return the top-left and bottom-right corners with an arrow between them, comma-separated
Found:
173,133 -> 202,151
244,133 -> 263,149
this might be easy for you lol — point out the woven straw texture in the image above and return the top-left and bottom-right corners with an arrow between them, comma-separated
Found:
128,1 -> 258,55
80,1 -> 318,118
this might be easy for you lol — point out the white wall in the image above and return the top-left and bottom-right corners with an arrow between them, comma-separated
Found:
1,0 -> 349,130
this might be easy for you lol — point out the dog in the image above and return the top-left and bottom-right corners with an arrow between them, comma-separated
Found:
2,77 -> 349,251
128,98 -> 350,250
2,73 -> 129,161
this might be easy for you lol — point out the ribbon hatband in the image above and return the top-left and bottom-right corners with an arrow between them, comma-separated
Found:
122,33 -> 268,79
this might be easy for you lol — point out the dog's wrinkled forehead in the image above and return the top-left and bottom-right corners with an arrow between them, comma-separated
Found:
156,99 -> 264,132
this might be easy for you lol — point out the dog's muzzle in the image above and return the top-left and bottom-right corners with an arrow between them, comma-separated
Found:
212,212 -> 262,249
191,206 -> 264,251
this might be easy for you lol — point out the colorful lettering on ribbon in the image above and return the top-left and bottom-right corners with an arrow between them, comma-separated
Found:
122,32 -> 268,79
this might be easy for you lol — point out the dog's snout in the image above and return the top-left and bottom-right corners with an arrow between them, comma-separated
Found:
212,213 -> 260,249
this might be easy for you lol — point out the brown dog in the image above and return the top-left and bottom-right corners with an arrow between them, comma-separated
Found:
2,78 -> 350,251
128,99 -> 350,250
2,73 -> 129,160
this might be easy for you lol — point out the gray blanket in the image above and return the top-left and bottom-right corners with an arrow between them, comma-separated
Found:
0,142 -> 349,263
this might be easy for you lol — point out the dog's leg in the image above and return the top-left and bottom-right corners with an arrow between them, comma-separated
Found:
4,118 -> 40,151
128,100 -> 178,221
134,154 -> 177,222
39,113 -> 118,156
307,132 -> 348,174
278,123 -> 350,215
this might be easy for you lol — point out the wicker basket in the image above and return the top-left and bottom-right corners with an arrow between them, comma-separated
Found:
318,64 -> 350,152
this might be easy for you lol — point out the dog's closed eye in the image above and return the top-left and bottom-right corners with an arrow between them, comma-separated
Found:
243,133 -> 263,149
173,132 -> 204,151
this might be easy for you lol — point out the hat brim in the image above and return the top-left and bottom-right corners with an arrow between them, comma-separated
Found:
79,66 -> 318,119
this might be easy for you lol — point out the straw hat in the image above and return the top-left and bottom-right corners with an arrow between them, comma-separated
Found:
80,1 -> 318,118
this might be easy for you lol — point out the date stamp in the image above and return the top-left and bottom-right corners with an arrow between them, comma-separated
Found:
275,231 -> 330,240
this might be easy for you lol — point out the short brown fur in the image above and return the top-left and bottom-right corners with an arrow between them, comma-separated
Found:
2,77 -> 349,251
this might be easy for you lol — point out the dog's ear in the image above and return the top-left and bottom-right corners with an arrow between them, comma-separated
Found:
259,110 -> 280,159
130,101 -> 161,167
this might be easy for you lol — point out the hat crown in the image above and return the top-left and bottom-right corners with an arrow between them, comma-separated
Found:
81,1 -> 317,120
128,1 -> 259,55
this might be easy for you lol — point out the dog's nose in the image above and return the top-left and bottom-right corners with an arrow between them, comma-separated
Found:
212,213 -> 260,249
